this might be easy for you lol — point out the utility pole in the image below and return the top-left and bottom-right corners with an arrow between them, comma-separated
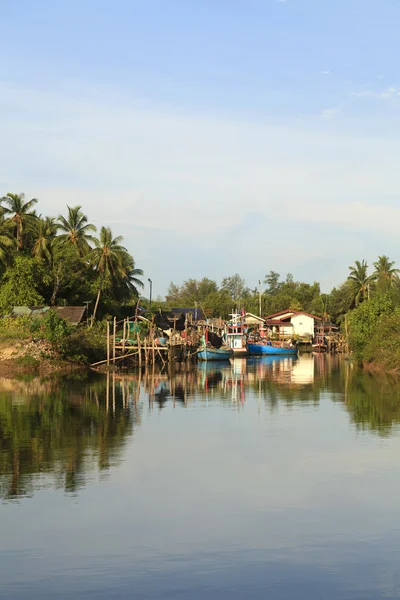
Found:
258,280 -> 262,317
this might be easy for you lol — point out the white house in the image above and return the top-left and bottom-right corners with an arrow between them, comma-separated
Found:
265,310 -> 321,337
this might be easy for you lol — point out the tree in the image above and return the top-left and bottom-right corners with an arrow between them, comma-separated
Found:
57,205 -> 96,256
221,274 -> 249,303
0,208 -> 15,267
88,226 -> 143,323
264,271 -> 281,295
0,256 -> 45,313
372,255 -> 400,289
47,244 -> 92,306
347,260 -> 374,306
29,217 -> 59,261
347,294 -> 393,360
1,193 -> 38,250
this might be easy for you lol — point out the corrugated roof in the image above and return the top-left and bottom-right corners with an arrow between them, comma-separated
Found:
11,305 -> 86,326
55,306 -> 86,326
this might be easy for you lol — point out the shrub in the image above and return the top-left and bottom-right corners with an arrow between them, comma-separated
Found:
347,294 -> 393,360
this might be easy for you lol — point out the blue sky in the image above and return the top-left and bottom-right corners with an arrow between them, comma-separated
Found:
1,0 -> 400,297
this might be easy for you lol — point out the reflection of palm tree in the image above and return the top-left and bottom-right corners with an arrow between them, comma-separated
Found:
0,375 -> 140,500
347,260 -> 373,305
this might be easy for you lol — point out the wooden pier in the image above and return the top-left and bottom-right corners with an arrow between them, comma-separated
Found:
91,316 -> 200,368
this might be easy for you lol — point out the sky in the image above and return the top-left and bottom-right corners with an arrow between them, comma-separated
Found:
1,0 -> 400,298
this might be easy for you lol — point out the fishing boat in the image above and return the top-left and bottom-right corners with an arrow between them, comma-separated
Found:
312,329 -> 328,353
197,346 -> 233,361
197,327 -> 233,361
226,312 -> 247,358
247,341 -> 298,356
312,338 -> 327,353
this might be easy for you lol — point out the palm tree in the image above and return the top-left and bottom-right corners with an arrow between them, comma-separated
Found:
113,253 -> 144,304
88,226 -> 143,323
29,217 -> 59,261
0,193 -> 38,250
0,207 -> 16,266
372,255 -> 400,286
347,260 -> 374,305
57,205 -> 96,256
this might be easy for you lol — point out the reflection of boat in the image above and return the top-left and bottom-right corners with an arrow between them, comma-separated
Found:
226,313 -> 247,357
247,342 -> 298,356
197,347 -> 233,361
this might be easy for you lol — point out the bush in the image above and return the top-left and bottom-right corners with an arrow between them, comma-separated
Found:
363,311 -> 400,372
15,355 -> 40,369
347,294 -> 393,360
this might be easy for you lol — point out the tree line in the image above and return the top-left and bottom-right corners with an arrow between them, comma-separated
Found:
0,193 -> 143,319
164,255 -> 400,323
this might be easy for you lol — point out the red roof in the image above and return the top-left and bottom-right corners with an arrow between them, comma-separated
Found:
265,310 -> 322,321
265,319 -> 293,326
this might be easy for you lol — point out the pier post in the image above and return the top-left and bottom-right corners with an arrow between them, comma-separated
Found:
107,321 -> 110,367
113,317 -> 116,364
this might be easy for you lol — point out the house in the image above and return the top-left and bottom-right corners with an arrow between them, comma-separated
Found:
243,312 -> 265,326
264,310 -> 322,337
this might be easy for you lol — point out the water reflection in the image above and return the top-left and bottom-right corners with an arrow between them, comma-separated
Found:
2,357 -> 400,599
0,372 -> 141,500
2,356 -> 400,503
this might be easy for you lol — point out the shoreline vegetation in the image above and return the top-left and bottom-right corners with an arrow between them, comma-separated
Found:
0,193 -> 399,374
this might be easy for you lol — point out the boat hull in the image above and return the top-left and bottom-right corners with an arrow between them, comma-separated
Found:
247,343 -> 298,356
197,347 -> 233,361
312,345 -> 327,353
231,348 -> 248,358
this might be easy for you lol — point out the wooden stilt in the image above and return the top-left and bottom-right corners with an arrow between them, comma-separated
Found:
113,317 -> 117,364
107,321 -> 110,367
122,318 -> 126,353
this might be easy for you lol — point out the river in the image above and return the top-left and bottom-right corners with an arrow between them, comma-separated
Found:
1,355 -> 400,599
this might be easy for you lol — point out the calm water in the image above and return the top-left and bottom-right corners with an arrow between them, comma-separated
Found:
1,355 -> 400,599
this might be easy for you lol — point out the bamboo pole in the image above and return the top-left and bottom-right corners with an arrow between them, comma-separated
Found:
107,321 -> 110,367
122,318 -> 126,353
106,369 -> 110,412
138,333 -> 142,368
113,317 -> 117,364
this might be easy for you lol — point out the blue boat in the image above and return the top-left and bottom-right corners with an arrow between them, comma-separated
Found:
197,346 -> 233,361
247,342 -> 298,356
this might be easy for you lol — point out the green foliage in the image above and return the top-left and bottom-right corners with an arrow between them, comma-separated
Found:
363,311 -> 400,371
30,310 -> 72,345
0,193 -> 143,321
347,294 -> 393,360
15,355 -> 40,369
58,327 -> 107,363
0,256 -> 45,313
0,315 -> 32,338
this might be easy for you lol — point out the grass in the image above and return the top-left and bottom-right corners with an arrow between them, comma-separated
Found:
15,355 -> 40,369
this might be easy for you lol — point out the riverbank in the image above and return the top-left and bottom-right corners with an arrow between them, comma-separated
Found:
0,338 -> 86,376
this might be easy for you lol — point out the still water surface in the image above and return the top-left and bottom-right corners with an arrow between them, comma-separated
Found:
1,355 -> 400,599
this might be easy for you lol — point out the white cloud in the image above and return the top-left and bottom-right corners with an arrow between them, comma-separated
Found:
1,81 -> 400,292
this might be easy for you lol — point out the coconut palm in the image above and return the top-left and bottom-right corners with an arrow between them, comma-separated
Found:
372,255 -> 400,286
88,226 -> 143,323
0,207 -> 16,266
0,193 -> 38,250
113,253 -> 144,304
29,217 -> 59,261
347,260 -> 374,305
57,205 -> 96,256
